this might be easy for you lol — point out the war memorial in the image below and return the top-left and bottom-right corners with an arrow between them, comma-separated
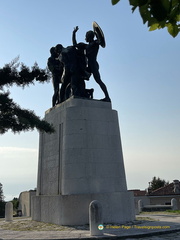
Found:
31,22 -> 135,225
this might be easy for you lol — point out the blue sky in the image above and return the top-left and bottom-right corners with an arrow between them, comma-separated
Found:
0,0 -> 180,201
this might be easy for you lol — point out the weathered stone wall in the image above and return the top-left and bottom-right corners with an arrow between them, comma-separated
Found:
19,191 -> 36,216
32,97 -> 135,225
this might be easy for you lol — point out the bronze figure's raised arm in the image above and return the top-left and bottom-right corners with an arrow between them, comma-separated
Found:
48,22 -> 110,107
72,22 -> 110,102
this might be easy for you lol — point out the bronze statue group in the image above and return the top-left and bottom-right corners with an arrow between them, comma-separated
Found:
48,24 -> 111,107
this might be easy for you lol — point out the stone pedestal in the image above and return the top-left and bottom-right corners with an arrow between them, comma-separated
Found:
32,97 -> 135,225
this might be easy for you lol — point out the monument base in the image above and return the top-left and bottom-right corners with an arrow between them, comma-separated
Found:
32,97 -> 135,225
32,191 -> 134,225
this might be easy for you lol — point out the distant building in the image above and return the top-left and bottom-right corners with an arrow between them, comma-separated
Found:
129,189 -> 149,214
129,189 -> 146,197
18,190 -> 36,217
147,179 -> 180,208
130,180 -> 180,213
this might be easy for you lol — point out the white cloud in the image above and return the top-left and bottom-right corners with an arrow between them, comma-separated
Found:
0,147 -> 38,173
0,147 -> 38,200
0,146 -> 37,154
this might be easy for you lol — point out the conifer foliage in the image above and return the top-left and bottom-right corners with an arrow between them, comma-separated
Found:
0,183 -> 4,202
0,58 -> 54,134
149,176 -> 169,191
0,183 -> 5,218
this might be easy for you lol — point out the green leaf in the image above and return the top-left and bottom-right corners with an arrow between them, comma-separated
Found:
169,8 -> 179,21
132,6 -> 137,12
176,14 -> 180,21
147,17 -> 158,27
161,0 -> 171,12
149,23 -> 159,31
129,0 -> 138,7
167,22 -> 179,37
139,0 -> 149,7
158,20 -> 167,28
129,0 -> 139,12
172,0 -> 180,9
150,0 -> 168,22
139,4 -> 151,24
111,0 -> 120,5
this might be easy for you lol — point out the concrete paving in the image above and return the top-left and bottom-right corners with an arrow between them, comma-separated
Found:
0,213 -> 180,240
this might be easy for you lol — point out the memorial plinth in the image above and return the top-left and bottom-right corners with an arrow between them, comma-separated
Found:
32,97 -> 135,225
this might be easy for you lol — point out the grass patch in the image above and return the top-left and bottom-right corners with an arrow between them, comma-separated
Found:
140,211 -> 180,215
165,210 -> 180,214
136,216 -> 157,221
0,219 -> 77,231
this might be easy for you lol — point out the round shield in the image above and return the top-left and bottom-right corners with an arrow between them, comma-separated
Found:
92,21 -> 106,48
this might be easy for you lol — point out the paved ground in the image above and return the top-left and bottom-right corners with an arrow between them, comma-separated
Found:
0,213 -> 180,239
